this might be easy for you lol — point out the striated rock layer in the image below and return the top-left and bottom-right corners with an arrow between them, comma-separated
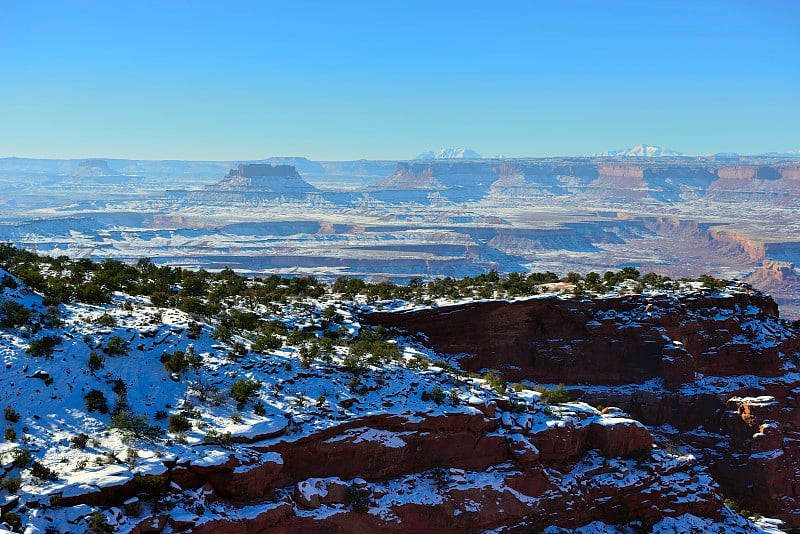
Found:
363,290 -> 800,527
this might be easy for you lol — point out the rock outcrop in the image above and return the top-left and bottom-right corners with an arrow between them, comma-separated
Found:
186,164 -> 318,202
362,290 -> 800,527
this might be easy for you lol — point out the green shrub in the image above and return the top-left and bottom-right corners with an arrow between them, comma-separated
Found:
4,426 -> 16,442
168,413 -> 191,433
104,335 -> 130,356
0,301 -> 32,329
87,511 -> 113,533
11,448 -> 31,468
71,433 -> 90,449
484,371 -> 506,394
4,405 -> 19,422
109,412 -> 164,443
94,313 -> 115,327
1,476 -> 21,494
88,351 -> 105,371
203,429 -> 232,448
2,511 -> 22,532
30,461 -> 58,481
421,386 -> 445,405
230,379 -> 262,408
85,389 -> 109,414
161,347 -> 203,374
535,383 -> 570,405
250,333 -> 282,353
25,335 -> 62,357
133,474 -> 167,500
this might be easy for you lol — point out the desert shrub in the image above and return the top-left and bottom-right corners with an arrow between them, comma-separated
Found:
4,406 -> 19,422
430,465 -> 450,490
203,429 -> 233,448
85,389 -> 109,414
87,511 -> 113,533
161,347 -> 203,374
104,335 -> 130,356
187,320 -> 202,339
449,389 -> 460,406
112,378 -> 127,397
251,333 -> 282,353
154,410 -> 168,421
25,335 -> 62,357
342,353 -> 366,375
0,301 -> 32,329
346,484 -> 371,512
11,448 -> 31,468
1,476 -> 21,493
535,383 -> 570,405
230,379 -> 262,408
5,426 -> 16,442
88,351 -> 105,371
30,461 -> 58,481
421,386 -> 445,405
230,412 -> 243,424
724,498 -> 762,521
71,433 -> 90,449
253,400 -> 266,416
2,511 -> 22,532
484,371 -> 506,394
109,412 -> 164,443
94,313 -> 115,327
168,413 -> 191,433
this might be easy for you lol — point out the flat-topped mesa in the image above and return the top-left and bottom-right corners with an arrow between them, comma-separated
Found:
215,164 -> 317,193
182,163 -> 319,202
71,158 -> 119,176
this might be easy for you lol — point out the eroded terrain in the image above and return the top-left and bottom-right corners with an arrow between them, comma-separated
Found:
1,156 -> 799,317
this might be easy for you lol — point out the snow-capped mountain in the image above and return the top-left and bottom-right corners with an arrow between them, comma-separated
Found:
415,148 -> 482,160
591,144 -> 684,158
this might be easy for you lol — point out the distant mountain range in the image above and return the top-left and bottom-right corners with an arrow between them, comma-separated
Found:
415,148 -> 482,160
589,144 -> 684,158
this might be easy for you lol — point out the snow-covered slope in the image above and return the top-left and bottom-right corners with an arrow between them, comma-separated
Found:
415,148 -> 482,160
0,262 -> 790,533
591,143 -> 684,157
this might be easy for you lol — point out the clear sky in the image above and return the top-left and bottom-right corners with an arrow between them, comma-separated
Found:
1,0 -> 798,160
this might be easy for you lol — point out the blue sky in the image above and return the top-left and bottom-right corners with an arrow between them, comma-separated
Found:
0,1 -> 798,160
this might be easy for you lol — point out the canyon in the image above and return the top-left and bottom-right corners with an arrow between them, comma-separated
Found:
1,156 -> 799,318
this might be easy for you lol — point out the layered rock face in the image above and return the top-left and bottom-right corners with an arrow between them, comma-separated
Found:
363,291 -> 800,527
377,160 -> 800,204
186,163 -> 318,202
54,404 -> 738,534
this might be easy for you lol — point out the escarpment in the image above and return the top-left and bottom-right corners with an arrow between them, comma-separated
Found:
363,290 -> 800,528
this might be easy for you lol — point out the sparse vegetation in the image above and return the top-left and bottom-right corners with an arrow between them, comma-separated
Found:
1,476 -> 21,494
71,433 -> 90,449
346,483 -> 371,512
535,383 -> 570,405
25,335 -> 62,358
30,461 -> 59,481
87,511 -> 113,533
4,405 -> 20,423
85,389 -> 109,414
230,379 -> 262,408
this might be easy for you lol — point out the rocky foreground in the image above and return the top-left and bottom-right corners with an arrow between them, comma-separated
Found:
0,259 -> 795,533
